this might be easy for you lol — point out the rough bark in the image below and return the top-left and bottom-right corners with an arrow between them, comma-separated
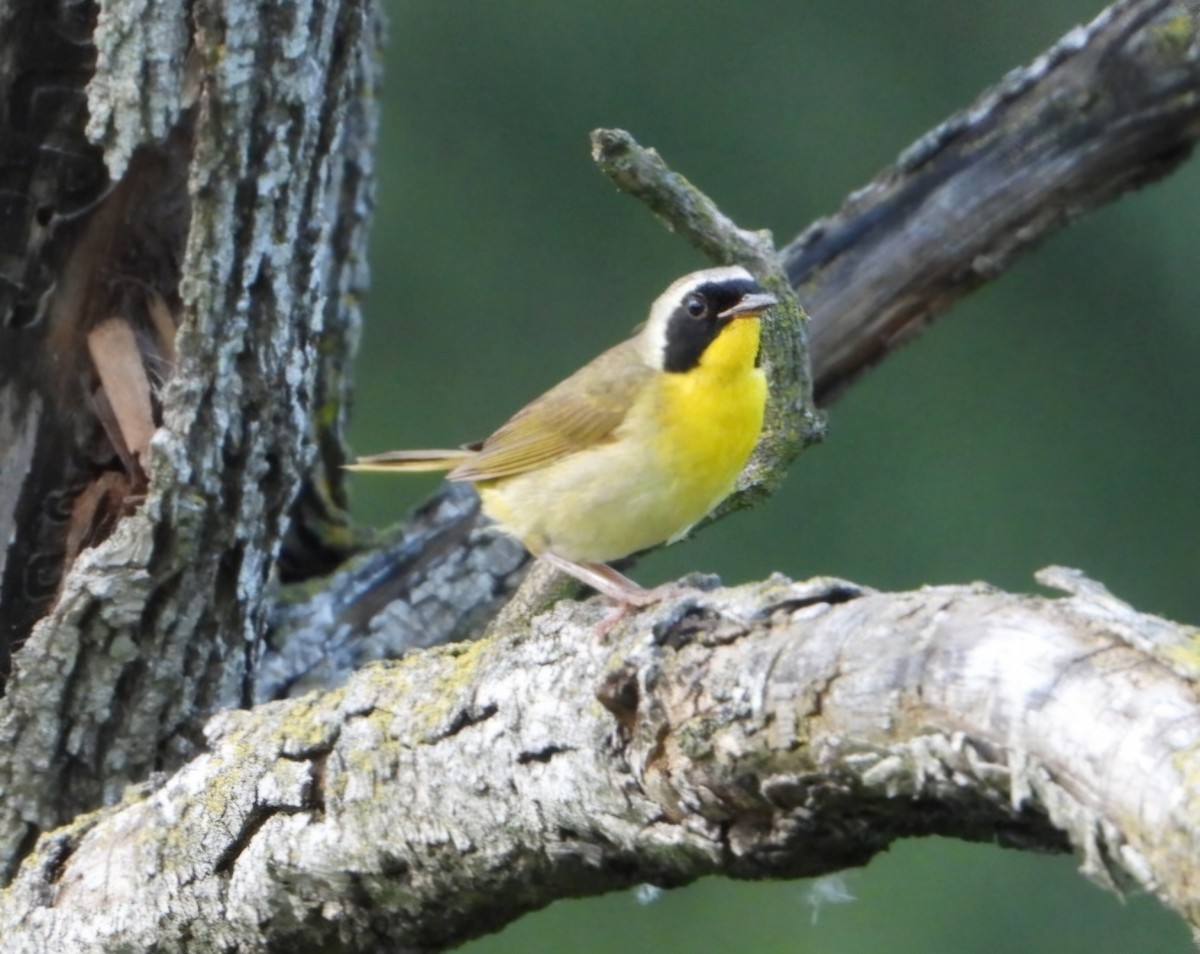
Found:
0,0 -> 382,880
3,572 -> 1199,952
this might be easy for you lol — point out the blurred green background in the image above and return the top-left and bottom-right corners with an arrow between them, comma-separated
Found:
350,1 -> 1199,951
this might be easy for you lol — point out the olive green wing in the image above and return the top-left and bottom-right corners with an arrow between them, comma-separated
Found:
449,338 -> 650,482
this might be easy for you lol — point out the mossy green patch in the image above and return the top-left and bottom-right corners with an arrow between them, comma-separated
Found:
1151,14 -> 1197,60
1162,628 -> 1200,681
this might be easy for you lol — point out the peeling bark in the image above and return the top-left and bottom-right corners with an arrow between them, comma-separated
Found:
3,573 -> 1199,951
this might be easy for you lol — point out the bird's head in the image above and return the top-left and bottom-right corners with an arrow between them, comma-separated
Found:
639,266 -> 777,372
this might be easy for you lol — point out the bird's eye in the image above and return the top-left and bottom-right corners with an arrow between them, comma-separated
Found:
685,295 -> 705,317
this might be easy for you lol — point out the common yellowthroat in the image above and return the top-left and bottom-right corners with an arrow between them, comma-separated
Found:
350,266 -> 777,604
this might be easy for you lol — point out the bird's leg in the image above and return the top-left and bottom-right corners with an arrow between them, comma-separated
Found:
538,552 -> 664,607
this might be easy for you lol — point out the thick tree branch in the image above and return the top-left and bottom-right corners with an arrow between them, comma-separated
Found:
5,572 -> 1199,951
790,0 -> 1200,402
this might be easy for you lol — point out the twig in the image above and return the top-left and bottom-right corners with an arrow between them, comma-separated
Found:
590,127 -> 822,498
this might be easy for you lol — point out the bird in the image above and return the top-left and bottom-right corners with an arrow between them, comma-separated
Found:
348,265 -> 777,605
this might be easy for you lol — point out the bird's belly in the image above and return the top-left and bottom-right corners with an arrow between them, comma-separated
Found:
479,366 -> 766,563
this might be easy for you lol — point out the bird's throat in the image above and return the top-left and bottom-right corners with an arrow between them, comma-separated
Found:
700,316 -> 761,378
654,314 -> 766,509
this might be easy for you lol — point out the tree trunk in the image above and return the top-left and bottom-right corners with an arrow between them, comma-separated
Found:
0,0 -> 380,879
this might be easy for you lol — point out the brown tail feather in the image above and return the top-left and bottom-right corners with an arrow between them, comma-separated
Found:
345,449 -> 475,473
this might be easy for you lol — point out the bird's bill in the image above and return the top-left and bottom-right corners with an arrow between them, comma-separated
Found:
718,291 -> 778,319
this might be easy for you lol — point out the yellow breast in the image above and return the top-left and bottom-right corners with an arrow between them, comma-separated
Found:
650,316 -> 767,535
